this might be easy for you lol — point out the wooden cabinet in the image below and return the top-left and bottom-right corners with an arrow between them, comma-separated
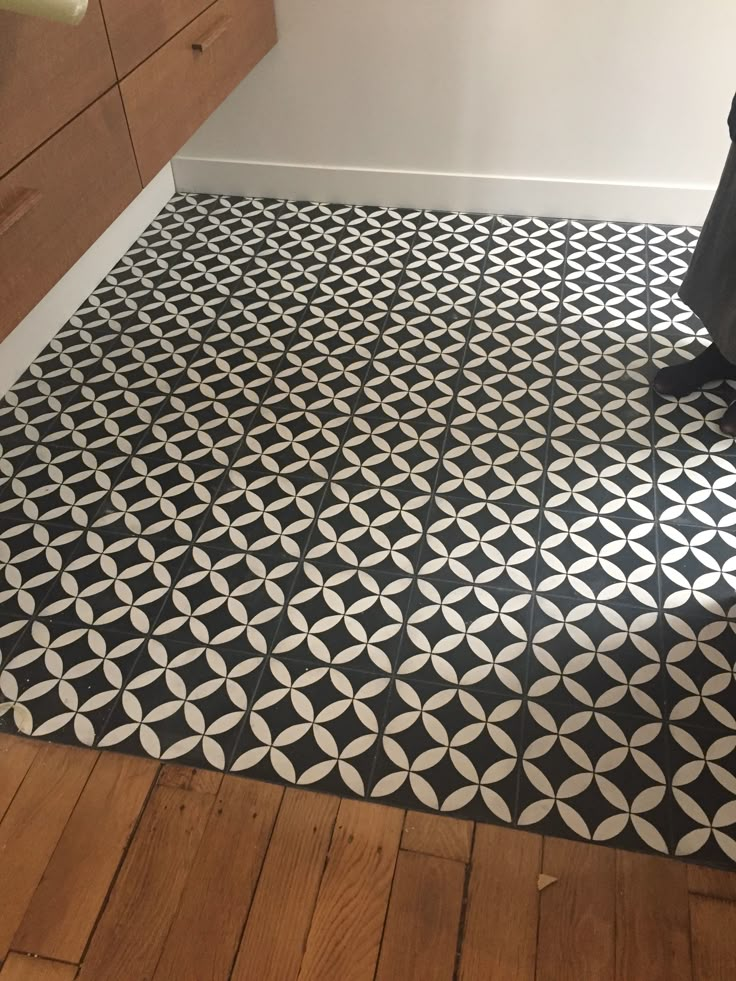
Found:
101,0 -> 215,79
0,89 -> 141,343
0,0 -> 276,342
0,1 -> 116,176
120,0 -> 277,185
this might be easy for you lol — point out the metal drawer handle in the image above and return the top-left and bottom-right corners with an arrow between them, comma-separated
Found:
192,15 -> 231,53
0,187 -> 42,239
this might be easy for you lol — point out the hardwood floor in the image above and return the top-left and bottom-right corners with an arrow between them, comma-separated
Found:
1,734 -> 736,980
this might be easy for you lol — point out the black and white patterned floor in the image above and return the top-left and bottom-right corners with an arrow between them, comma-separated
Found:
2,193 -> 736,868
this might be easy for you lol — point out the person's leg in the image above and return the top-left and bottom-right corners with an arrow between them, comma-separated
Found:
721,399 -> 736,436
651,142 -> 736,431
653,342 -> 736,397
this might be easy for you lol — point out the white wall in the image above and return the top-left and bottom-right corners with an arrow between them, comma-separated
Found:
175,0 -> 736,223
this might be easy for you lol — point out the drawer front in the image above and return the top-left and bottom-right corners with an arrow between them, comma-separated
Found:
0,0 -> 116,177
121,0 -> 277,185
0,88 -> 142,343
102,0 -> 215,78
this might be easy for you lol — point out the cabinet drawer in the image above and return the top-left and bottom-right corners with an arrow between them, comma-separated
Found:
102,0 -> 215,78
0,88 -> 142,343
121,0 -> 276,185
0,0 -> 116,177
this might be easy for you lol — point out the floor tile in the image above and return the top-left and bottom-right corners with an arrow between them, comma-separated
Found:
38,530 -> 188,633
654,390 -> 736,457
567,220 -> 647,287
232,659 -> 390,796
517,701 -> 670,853
452,369 -> 552,436
93,456 -> 225,543
655,448 -> 736,528
135,389 -> 250,469
544,440 -> 655,521
664,614 -> 736,730
199,470 -> 324,557
537,511 -> 659,608
0,444 -> 126,527
43,387 -> 166,455
660,523 -> 736,620
550,377 -> 652,447
3,192 -> 736,869
670,724 -> 736,865
0,621 -> 145,746
307,482 -> 429,575
0,520 -> 85,618
529,596 -> 663,717
151,545 -> 296,652
420,496 -> 540,591
358,354 -> 459,425
268,350 -> 368,416
557,322 -> 650,378
370,679 -> 523,820
561,282 -> 649,333
272,562 -> 411,673
464,324 -> 557,382
396,579 -> 531,692
436,426 -> 547,506
234,408 -> 350,481
474,291 -> 561,339
99,638 -> 262,769
333,417 -> 445,493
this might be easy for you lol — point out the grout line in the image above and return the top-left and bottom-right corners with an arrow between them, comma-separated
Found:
645,221 -> 678,858
222,202 -> 368,770
243,206 -> 428,785
512,218 -> 573,825
92,199 -> 296,746
364,210 -> 498,798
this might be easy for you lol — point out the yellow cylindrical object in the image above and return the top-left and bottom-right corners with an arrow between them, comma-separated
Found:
0,0 -> 88,25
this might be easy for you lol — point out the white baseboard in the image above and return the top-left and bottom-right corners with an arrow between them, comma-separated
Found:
173,156 -> 714,227
0,164 -> 176,399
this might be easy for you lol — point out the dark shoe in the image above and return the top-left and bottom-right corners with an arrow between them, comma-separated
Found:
720,400 -> 736,436
653,343 -> 736,398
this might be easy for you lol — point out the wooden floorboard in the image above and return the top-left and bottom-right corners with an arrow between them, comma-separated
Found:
459,824 -> 541,981
1,736 -> 735,980
375,849 -> 465,981
76,768 -> 222,981
537,836 -> 616,981
401,809 -> 473,863
688,863 -> 736,903
0,954 -> 77,981
297,798 -> 404,981
690,895 -> 736,981
616,850 -> 692,981
231,789 -> 339,981
0,735 -> 38,823
0,743 -> 97,961
13,753 -> 158,964
152,776 -> 282,981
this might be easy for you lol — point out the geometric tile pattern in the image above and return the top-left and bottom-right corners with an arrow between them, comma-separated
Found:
2,193 -> 736,869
